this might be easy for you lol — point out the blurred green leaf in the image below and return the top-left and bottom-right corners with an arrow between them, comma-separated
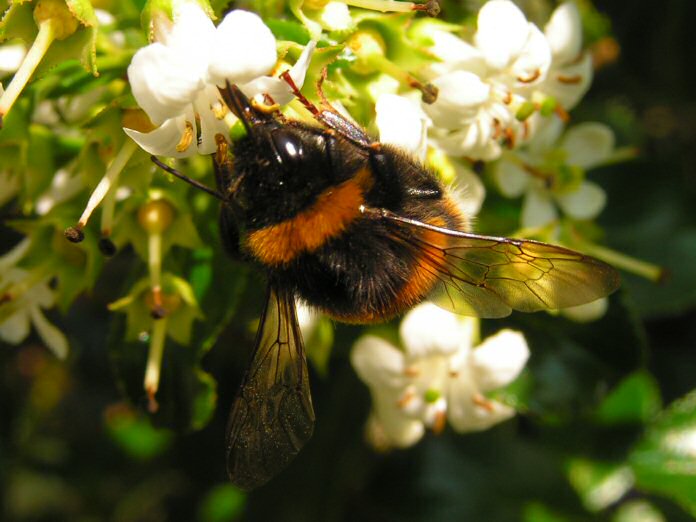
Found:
523,502 -> 572,522
305,316 -> 333,377
198,483 -> 246,522
613,500 -> 666,522
630,390 -> 696,516
595,371 -> 662,425
105,403 -> 173,459
566,458 -> 634,512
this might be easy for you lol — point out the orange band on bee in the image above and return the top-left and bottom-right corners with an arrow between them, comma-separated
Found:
329,199 -> 467,324
246,167 -> 374,265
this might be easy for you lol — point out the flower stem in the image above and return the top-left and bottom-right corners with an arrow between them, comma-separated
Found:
344,0 -> 414,12
78,139 -> 138,229
579,242 -> 665,283
365,53 -> 438,103
144,316 -> 168,413
148,232 -> 165,316
0,19 -> 57,126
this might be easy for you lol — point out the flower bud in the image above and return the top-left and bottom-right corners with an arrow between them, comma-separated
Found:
34,0 -> 79,40
138,198 -> 175,234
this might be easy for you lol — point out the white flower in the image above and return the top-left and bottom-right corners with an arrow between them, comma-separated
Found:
375,93 -> 429,161
561,297 -> 608,322
422,0 -> 552,160
535,2 -> 593,110
0,256 -> 69,359
124,3 -> 315,157
0,43 -> 26,77
493,116 -> 614,228
351,302 -> 529,449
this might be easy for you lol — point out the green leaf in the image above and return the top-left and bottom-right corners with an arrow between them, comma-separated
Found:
523,502 -> 572,522
198,483 -> 246,522
266,17 -> 311,45
305,316 -> 333,377
595,371 -> 662,425
566,458 -> 634,511
104,403 -> 173,460
0,2 -> 36,43
630,390 -> 696,516
612,500 -> 666,522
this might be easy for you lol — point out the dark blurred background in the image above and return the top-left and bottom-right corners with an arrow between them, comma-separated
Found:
2,0 -> 696,521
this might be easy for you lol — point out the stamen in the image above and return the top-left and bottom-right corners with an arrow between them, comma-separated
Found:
70,139 -> 137,238
557,74 -> 582,85
363,53 -> 438,103
432,409 -> 446,434
0,19 -> 57,127
251,98 -> 281,114
176,121 -> 195,153
148,234 -> 165,318
404,366 -> 420,377
212,101 -> 229,120
144,315 -> 168,413
342,0 -> 439,16
517,69 -> 541,84
472,392 -> 495,412
397,388 -> 416,408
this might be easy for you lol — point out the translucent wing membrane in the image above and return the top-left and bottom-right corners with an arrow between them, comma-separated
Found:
380,211 -> 620,318
226,286 -> 314,490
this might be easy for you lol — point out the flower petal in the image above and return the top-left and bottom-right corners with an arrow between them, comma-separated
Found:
30,307 -> 69,359
399,303 -> 474,358
562,122 -> 616,168
128,43 -> 204,125
510,24 -> 551,85
369,399 -> 425,448
424,71 -> 491,129
124,114 -> 195,158
0,310 -> 30,344
475,0 -> 530,71
542,53 -> 593,110
317,2 -> 353,31
521,184 -> 558,228
471,329 -> 529,391
452,162 -> 486,216
207,10 -> 278,86
193,86 -> 231,154
351,335 -> 406,389
494,158 -> 529,197
545,1 -> 583,63
376,94 -> 428,159
241,41 -> 316,105
555,180 -> 607,220
428,30 -> 487,76
448,394 -> 516,432
561,297 -> 609,323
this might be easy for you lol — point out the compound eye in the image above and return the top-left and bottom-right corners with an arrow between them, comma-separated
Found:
271,129 -> 304,168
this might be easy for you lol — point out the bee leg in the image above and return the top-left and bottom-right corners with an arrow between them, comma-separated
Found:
219,207 -> 243,259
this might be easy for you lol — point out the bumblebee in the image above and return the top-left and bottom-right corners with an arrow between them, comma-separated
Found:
153,78 -> 619,491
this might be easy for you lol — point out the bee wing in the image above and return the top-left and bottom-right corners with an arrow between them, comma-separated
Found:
377,210 -> 620,318
226,285 -> 314,490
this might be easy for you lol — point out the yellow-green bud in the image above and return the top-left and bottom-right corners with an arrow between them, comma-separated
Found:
348,29 -> 387,75
34,0 -> 79,40
138,199 -> 175,234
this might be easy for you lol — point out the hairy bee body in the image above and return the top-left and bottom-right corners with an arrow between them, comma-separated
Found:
200,84 -> 619,490
218,117 -> 464,323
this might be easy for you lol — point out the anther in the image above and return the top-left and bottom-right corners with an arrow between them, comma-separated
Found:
64,226 -> 85,243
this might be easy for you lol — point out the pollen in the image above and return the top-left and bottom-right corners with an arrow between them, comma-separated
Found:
176,121 -> 195,153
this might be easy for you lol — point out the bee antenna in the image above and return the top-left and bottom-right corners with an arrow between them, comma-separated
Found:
150,155 -> 227,202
